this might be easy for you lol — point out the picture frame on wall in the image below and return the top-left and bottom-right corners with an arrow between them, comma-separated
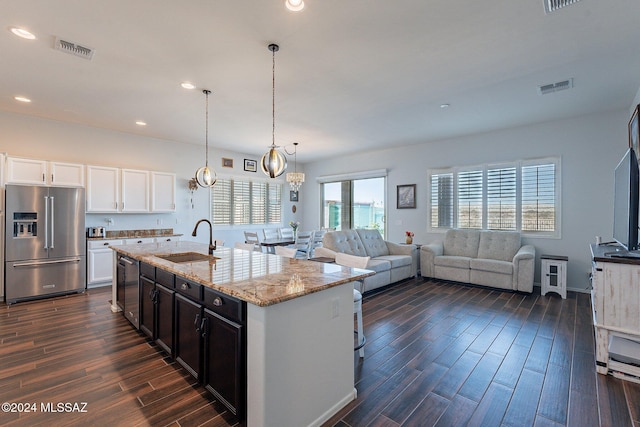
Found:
244,159 -> 257,172
290,190 -> 299,202
629,104 -> 639,157
222,158 -> 233,168
397,184 -> 416,209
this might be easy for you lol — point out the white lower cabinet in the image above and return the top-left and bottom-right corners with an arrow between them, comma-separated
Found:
87,239 -> 124,287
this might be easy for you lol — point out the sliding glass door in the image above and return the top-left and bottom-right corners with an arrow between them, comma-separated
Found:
321,177 -> 386,236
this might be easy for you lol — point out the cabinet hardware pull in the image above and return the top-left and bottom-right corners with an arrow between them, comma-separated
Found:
42,173 -> 45,182
103,242 -> 109,245
194,313 -> 201,331
181,283 -> 189,290
200,318 -> 208,338
213,297 -> 222,306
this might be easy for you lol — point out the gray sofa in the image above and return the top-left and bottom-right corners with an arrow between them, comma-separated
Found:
420,229 -> 535,293
314,229 -> 418,293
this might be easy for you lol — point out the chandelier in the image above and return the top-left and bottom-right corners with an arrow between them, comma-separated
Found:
261,43 -> 287,178
194,89 -> 217,187
285,142 -> 305,191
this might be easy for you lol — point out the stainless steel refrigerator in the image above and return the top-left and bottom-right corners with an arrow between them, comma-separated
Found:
4,184 -> 86,304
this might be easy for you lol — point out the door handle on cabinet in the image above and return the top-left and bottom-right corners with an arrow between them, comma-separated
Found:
194,313 -> 201,332
180,283 -> 189,291
213,297 -> 222,306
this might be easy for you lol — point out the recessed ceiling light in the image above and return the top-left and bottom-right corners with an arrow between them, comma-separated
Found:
440,103 -> 450,109
285,0 -> 305,12
135,121 -> 147,126
181,82 -> 196,90
10,27 -> 36,40
14,96 -> 31,103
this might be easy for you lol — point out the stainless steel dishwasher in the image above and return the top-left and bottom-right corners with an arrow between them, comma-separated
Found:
117,255 -> 140,329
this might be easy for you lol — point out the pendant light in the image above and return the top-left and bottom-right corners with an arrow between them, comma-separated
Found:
286,142 -> 305,191
261,43 -> 287,178
194,89 -> 217,187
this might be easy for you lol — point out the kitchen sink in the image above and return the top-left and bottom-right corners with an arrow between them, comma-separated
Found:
156,252 -> 219,263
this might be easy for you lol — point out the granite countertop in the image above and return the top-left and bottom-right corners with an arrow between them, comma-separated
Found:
111,241 -> 375,307
88,228 -> 182,241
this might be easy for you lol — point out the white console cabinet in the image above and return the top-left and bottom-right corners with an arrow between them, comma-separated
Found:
591,245 -> 640,382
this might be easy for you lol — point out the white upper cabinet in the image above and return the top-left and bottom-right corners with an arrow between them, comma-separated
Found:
86,165 -> 120,212
49,161 -> 85,186
6,157 -> 84,187
121,169 -> 149,212
151,171 -> 176,212
6,157 -> 47,185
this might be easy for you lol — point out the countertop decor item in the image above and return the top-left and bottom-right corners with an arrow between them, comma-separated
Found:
194,89 -> 217,187
261,43 -> 287,178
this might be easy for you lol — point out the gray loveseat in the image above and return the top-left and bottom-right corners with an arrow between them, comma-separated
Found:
314,229 -> 418,293
420,229 -> 535,293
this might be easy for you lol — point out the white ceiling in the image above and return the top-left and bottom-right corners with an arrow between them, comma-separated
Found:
2,0 -> 640,163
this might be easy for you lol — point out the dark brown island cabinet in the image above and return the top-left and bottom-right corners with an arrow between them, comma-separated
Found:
136,262 -> 246,420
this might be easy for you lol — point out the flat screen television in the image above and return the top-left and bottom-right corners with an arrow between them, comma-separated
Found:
613,147 -> 639,251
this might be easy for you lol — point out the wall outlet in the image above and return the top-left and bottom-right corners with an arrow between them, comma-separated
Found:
157,218 -> 163,225
105,217 -> 114,225
330,297 -> 340,319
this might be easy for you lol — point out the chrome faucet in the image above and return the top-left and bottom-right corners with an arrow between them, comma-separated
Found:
192,219 -> 216,254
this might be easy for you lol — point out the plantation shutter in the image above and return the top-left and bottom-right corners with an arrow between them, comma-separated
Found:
267,183 -> 282,224
211,178 -> 231,225
521,163 -> 556,232
233,180 -> 251,225
430,173 -> 454,229
487,166 -> 517,230
457,170 -> 483,228
251,182 -> 267,224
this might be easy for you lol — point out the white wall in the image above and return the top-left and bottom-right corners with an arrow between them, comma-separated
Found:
0,111 -> 302,247
0,107 -> 632,291
301,108 -> 630,292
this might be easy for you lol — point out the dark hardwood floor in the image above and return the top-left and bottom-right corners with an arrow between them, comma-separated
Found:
1,279 -> 638,426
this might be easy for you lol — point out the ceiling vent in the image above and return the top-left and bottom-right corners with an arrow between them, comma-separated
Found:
544,0 -> 582,14
537,78 -> 574,95
54,37 -> 95,60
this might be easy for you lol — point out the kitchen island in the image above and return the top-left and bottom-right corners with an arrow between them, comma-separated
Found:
111,241 -> 374,427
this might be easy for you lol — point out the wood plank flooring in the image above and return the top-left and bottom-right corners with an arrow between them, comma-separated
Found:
0,278 -> 638,426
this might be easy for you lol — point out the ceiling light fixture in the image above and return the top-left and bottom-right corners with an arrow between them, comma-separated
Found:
285,0 -> 305,11
261,43 -> 287,178
181,82 -> 196,90
194,89 -> 217,187
135,121 -> 147,126
10,27 -> 36,40
14,96 -> 31,103
285,142 -> 305,191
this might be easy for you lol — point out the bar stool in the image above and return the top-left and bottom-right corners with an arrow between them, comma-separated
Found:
335,253 -> 370,358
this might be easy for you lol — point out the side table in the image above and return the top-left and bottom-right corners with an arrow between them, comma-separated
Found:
541,254 -> 568,299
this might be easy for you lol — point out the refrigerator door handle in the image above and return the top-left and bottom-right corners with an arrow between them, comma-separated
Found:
44,195 -> 49,249
50,196 -> 55,249
12,258 -> 82,267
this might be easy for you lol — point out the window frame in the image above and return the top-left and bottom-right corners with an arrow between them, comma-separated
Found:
427,157 -> 561,239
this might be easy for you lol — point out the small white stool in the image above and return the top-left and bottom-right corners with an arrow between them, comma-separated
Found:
541,254 -> 568,299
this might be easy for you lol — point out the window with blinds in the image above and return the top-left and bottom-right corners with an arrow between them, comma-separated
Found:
427,158 -> 559,237
211,178 -> 282,225
430,173 -> 454,229
487,166 -> 516,230
457,170 -> 483,229
521,163 -> 555,232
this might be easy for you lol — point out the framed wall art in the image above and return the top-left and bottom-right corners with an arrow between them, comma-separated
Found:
397,184 -> 416,209
244,159 -> 257,172
222,158 -> 233,168
629,104 -> 639,157
290,190 -> 299,202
